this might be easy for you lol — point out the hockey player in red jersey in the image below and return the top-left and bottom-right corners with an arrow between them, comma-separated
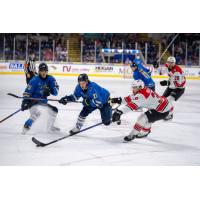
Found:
160,56 -> 186,120
111,80 -> 173,142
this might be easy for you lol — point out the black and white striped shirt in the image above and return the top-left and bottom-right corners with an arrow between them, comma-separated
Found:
24,58 -> 36,75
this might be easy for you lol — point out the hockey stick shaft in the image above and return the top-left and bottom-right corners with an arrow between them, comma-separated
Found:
7,93 -> 58,101
0,108 -> 21,123
7,93 -> 82,103
157,33 -> 179,62
32,122 -> 103,147
33,102 -> 122,147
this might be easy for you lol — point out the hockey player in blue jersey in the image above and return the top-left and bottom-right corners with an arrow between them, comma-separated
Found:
21,63 -> 59,134
59,73 -> 112,134
131,59 -> 155,91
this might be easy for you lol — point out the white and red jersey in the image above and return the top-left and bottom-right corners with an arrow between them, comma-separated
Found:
121,87 -> 172,114
165,64 -> 186,89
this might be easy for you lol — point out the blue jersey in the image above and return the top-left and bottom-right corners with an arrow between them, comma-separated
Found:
69,82 -> 110,108
24,75 -> 59,103
133,64 -> 155,88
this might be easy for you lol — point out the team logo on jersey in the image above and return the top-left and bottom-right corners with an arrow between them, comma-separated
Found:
134,97 -> 139,100
93,93 -> 97,99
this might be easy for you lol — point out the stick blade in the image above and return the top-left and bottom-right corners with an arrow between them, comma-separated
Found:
7,93 -> 19,98
32,137 -> 46,147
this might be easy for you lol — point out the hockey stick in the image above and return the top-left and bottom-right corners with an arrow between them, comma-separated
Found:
157,33 -> 179,63
32,101 -> 123,147
7,93 -> 82,103
32,122 -> 103,147
0,108 -> 21,123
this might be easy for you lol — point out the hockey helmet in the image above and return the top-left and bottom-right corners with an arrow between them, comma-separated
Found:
167,56 -> 176,63
38,63 -> 48,71
78,73 -> 89,82
131,80 -> 144,89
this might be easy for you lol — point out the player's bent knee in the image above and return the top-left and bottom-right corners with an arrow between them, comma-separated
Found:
31,111 -> 41,121
31,109 -> 41,119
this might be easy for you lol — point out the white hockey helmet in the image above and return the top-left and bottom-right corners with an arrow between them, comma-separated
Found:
136,55 -> 140,59
131,80 -> 144,89
167,56 -> 176,63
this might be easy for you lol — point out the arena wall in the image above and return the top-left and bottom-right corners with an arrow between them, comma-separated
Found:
0,62 -> 200,80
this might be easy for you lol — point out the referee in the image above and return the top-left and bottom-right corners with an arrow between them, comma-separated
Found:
24,53 -> 37,84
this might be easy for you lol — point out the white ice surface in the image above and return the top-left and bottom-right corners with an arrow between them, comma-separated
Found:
0,75 -> 200,165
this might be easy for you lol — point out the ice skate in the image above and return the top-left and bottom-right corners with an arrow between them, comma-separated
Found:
164,114 -> 173,121
69,127 -> 81,135
123,134 -> 136,143
22,124 -> 30,135
49,126 -> 60,133
135,131 -> 151,138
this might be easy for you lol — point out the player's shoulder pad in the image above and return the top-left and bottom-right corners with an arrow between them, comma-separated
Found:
138,88 -> 151,99
89,81 -> 97,86
88,81 -> 99,89
172,65 -> 183,74
137,64 -> 143,69
29,75 -> 38,84
75,84 -> 82,91
47,75 -> 56,81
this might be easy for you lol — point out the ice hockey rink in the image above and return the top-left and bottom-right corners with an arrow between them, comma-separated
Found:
0,75 -> 200,166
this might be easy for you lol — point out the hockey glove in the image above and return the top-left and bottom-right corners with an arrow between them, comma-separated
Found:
112,109 -> 123,123
153,60 -> 159,68
110,97 -> 122,105
160,80 -> 170,86
58,96 -> 68,105
43,85 -> 51,97
59,94 -> 77,105
21,99 -> 31,111
83,99 -> 90,107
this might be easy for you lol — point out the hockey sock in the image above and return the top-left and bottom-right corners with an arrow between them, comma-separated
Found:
24,119 -> 33,127
47,110 -> 57,131
76,116 -> 86,129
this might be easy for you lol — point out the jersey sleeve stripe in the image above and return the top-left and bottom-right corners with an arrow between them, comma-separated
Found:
173,80 -> 186,88
124,96 -> 131,103
156,98 -> 169,112
124,95 -> 139,111
127,102 -> 139,111
134,123 -> 143,131
142,127 -> 151,132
